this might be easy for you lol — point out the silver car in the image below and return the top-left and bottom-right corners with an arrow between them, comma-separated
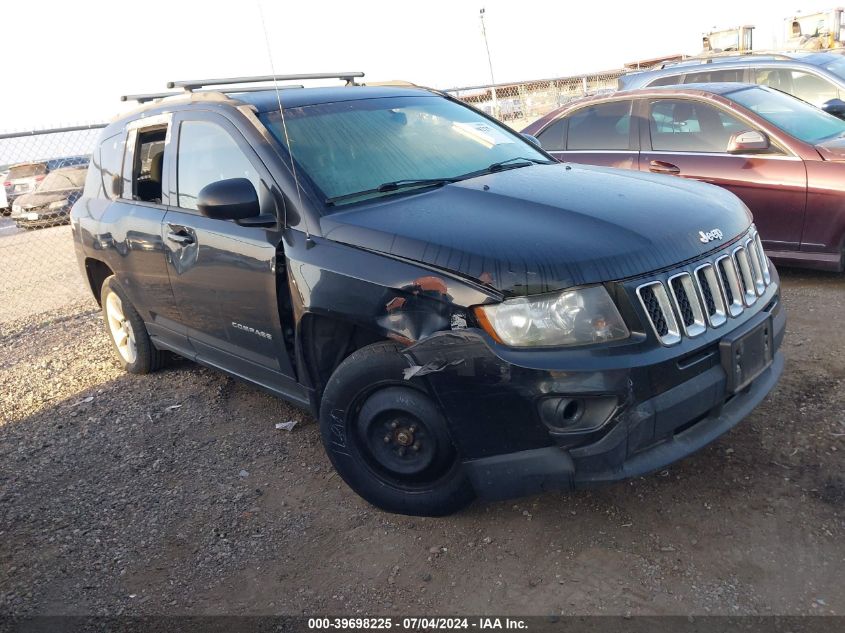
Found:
619,51 -> 845,117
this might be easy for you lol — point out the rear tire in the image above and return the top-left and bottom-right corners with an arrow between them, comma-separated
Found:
101,276 -> 164,374
319,341 -> 474,516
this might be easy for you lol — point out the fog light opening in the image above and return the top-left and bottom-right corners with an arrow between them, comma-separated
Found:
561,399 -> 582,422
537,395 -> 618,436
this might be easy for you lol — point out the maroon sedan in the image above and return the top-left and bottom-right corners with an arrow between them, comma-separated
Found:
523,83 -> 845,271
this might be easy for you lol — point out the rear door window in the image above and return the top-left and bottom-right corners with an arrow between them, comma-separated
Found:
566,101 -> 633,150
682,68 -> 745,83
119,127 -> 167,204
650,74 -> 684,87
133,129 -> 166,203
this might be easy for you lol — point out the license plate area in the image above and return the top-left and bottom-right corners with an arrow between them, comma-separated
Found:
719,315 -> 773,393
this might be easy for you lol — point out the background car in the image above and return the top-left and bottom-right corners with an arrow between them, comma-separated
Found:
3,155 -> 89,214
618,51 -> 845,118
4,161 -> 48,212
10,165 -> 88,229
0,167 -> 9,213
523,82 -> 845,271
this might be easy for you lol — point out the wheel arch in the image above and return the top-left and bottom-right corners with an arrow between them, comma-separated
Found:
295,311 -> 402,411
84,257 -> 114,305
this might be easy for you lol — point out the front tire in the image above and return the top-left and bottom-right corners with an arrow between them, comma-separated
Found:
101,276 -> 164,374
319,342 -> 475,516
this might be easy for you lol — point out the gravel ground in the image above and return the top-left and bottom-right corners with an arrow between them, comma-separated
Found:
0,268 -> 843,617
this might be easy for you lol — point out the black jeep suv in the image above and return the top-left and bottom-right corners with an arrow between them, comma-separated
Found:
71,73 -> 785,516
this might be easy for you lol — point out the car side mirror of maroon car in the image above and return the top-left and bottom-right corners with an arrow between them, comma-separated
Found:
726,130 -> 770,154
522,133 -> 542,148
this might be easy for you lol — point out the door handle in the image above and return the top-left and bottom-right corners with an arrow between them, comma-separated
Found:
166,229 -> 195,246
649,160 -> 681,175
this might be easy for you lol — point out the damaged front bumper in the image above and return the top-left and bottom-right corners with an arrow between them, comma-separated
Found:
405,281 -> 785,502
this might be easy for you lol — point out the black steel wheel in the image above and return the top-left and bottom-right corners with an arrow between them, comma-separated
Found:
318,342 -> 474,516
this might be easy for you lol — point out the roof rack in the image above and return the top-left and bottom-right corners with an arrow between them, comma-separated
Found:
659,50 -> 799,69
165,72 -> 364,91
120,84 -> 306,103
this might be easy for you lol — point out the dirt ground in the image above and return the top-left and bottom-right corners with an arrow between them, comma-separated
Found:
0,244 -> 843,615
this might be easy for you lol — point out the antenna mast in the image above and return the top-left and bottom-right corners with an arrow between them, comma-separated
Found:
257,0 -> 309,238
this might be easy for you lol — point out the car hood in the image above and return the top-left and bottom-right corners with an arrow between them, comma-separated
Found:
13,190 -> 73,208
320,163 -> 751,297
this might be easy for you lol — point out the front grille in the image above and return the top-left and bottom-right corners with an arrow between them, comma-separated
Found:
698,270 -> 716,315
734,246 -> 757,306
636,225 -> 773,346
636,282 -> 681,345
694,264 -> 727,327
639,285 -> 668,335
668,273 -> 706,337
671,277 -> 694,326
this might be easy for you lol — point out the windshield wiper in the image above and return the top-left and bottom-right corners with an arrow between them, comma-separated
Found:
324,159 -> 555,206
487,156 -> 554,172
325,178 -> 458,205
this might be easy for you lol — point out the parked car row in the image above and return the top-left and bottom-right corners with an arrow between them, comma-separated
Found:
525,53 -> 845,273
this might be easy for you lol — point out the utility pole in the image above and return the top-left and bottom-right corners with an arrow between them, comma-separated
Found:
480,8 -> 499,119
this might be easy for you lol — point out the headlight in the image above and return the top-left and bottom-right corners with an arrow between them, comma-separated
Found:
48,200 -> 66,210
474,285 -> 629,347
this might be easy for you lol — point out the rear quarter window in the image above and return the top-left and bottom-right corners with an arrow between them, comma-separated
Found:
98,133 -> 126,200
83,161 -> 103,199
536,118 -> 566,151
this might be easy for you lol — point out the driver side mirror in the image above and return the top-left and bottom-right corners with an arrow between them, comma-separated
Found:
726,130 -> 770,154
197,178 -> 260,221
522,133 -> 542,148
822,98 -> 845,119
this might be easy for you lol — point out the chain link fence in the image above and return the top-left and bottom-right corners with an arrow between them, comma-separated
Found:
0,125 -> 105,328
445,70 -> 625,130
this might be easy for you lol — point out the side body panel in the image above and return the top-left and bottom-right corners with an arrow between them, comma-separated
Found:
803,160 -> 845,267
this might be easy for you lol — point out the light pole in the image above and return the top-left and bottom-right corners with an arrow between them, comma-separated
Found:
479,8 -> 499,119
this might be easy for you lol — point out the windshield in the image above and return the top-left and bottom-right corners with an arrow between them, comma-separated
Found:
37,168 -> 87,192
259,95 -> 548,207
727,85 -> 845,143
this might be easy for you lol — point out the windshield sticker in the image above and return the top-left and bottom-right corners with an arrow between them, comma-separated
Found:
451,121 -> 516,148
